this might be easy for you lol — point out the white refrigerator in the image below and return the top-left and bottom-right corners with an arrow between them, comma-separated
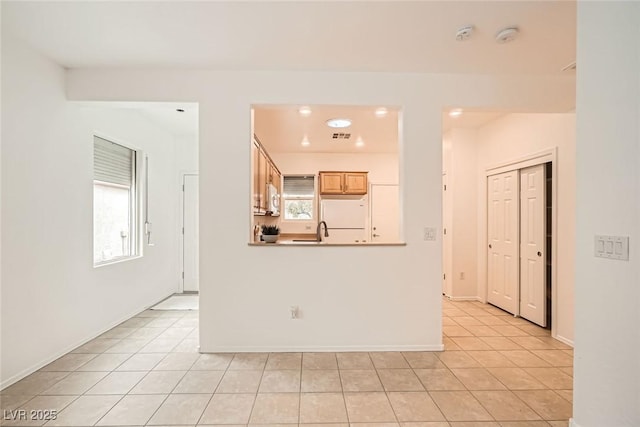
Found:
320,198 -> 368,243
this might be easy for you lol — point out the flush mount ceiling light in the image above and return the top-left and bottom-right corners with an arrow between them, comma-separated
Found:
301,135 -> 310,147
374,107 -> 388,118
495,26 -> 519,43
449,109 -> 463,117
298,106 -> 312,116
326,118 -> 352,128
455,25 -> 474,41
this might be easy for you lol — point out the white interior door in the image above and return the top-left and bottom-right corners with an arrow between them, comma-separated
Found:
519,164 -> 547,326
183,174 -> 199,292
442,175 -> 452,296
370,184 -> 400,243
487,170 -> 519,315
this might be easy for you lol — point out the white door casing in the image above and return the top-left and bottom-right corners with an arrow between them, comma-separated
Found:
183,174 -> 199,292
442,175 -> 452,296
519,164 -> 547,326
370,184 -> 400,243
487,170 -> 520,315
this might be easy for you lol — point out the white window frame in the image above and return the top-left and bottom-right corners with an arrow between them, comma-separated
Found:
93,135 -> 143,267
281,175 -> 317,223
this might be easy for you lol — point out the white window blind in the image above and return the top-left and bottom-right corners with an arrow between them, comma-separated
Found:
94,136 -> 135,186
283,176 -> 315,198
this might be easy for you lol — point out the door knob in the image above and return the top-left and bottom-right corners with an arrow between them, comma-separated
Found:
373,234 -> 380,237
488,244 -> 492,249
537,251 -> 542,257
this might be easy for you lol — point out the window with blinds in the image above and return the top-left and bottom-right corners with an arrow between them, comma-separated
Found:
94,136 -> 135,187
93,136 -> 138,265
282,175 -> 315,220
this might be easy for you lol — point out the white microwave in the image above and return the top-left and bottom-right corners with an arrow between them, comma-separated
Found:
267,183 -> 280,216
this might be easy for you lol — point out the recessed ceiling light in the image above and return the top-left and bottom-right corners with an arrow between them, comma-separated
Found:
299,106 -> 312,116
326,118 -> 352,128
301,135 -> 310,146
355,137 -> 365,148
449,109 -> 463,117
374,107 -> 388,118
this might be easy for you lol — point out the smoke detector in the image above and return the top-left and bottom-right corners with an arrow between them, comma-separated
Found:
495,27 -> 519,43
455,26 -> 474,41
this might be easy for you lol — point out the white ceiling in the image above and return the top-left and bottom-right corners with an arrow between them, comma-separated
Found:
3,1 -> 576,144
254,105 -> 399,154
2,1 -> 576,75
81,101 -> 199,139
442,110 -> 506,133
137,105 -> 199,139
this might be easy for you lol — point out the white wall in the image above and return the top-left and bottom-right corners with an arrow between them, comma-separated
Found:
0,37 -> 184,387
442,129 -> 479,299
474,113 -> 576,344
175,135 -> 199,175
573,2 -> 640,426
65,65 -> 574,353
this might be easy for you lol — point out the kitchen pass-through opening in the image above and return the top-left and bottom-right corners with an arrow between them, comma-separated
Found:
249,104 -> 403,245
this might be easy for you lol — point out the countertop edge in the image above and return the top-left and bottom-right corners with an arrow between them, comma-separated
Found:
248,242 -> 407,247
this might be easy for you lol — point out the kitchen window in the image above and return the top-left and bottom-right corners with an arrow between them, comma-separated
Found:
282,175 -> 315,220
93,136 -> 139,265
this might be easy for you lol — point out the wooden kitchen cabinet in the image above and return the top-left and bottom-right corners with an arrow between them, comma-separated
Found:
252,142 -> 261,211
271,168 -> 281,193
319,172 -> 344,194
253,135 -> 282,214
253,140 -> 268,213
319,171 -> 368,195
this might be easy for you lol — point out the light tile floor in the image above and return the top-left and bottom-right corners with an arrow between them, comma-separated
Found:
1,298 -> 573,426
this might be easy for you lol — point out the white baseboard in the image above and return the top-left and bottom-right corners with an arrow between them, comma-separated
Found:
200,344 -> 445,353
0,291 -> 174,391
555,334 -> 575,348
569,418 -> 581,427
446,296 -> 482,302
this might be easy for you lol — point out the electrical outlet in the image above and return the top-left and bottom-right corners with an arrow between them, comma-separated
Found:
424,227 -> 436,241
289,306 -> 299,319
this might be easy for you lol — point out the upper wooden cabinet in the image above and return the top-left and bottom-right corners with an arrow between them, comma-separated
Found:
319,171 -> 368,195
253,135 -> 282,214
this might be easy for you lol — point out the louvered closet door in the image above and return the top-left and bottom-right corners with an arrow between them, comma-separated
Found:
519,164 -> 546,326
487,171 -> 520,315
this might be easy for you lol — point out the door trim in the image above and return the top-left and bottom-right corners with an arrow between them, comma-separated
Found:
481,147 -> 558,340
180,171 -> 199,293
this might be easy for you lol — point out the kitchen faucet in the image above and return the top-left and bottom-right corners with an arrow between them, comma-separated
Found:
316,221 -> 329,242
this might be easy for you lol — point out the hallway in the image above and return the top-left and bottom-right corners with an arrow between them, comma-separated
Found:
1,299 -> 572,426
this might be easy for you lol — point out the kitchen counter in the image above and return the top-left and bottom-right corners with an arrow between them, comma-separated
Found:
249,240 -> 406,247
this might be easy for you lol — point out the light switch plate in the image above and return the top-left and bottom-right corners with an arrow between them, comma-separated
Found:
594,235 -> 629,260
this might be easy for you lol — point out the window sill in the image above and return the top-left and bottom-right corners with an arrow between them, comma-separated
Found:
94,255 -> 143,268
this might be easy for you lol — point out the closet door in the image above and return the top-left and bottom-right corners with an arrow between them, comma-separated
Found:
487,171 -> 520,315
519,164 -> 547,326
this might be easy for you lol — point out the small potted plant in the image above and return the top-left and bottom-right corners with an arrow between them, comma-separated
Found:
261,224 -> 280,243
